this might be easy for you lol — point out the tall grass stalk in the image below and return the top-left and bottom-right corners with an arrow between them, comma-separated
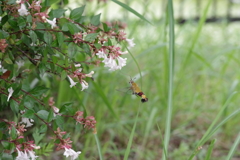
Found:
182,0 -> 213,69
162,0 -> 174,160
188,92 -> 238,160
204,139 -> 216,160
94,134 -> 103,160
226,132 -> 240,160
123,107 -> 140,160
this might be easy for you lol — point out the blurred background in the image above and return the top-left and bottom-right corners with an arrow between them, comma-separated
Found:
49,0 -> 240,159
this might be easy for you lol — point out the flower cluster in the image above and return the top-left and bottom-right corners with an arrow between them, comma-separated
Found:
48,97 -> 60,117
72,26 -> 136,71
16,141 -> 40,160
74,111 -> 97,130
96,46 -> 127,71
13,0 -> 57,28
67,64 -> 94,91
0,39 -> 8,53
53,127 -> 81,160
1,120 -> 40,159
0,0 -> 136,159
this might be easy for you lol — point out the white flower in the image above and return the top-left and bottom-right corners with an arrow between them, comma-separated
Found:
16,0 -> 21,4
67,76 -> 77,88
46,18 -> 57,29
117,56 -> 127,69
126,38 -> 135,49
16,61 -> 24,70
103,56 -> 125,71
16,149 -> 29,160
28,150 -> 38,160
108,59 -> 118,71
7,87 -> 14,102
85,71 -> 94,77
35,0 -> 41,6
81,80 -> 88,91
0,17 -> 2,23
63,148 -> 81,160
74,64 -> 81,67
18,3 -> 29,16
120,51 -> 128,55
16,149 -> 38,160
52,106 -> 60,117
30,43 -> 37,46
0,61 -> 2,69
21,117 -> 34,127
96,50 -> 106,59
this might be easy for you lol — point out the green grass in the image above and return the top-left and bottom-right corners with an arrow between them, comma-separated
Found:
48,0 -> 240,159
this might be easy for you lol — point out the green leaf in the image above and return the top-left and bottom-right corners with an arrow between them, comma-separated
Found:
1,15 -> 8,26
55,115 -> 64,130
70,6 -> 85,21
47,109 -> 54,122
94,43 -> 102,49
44,32 -> 52,45
21,34 -> 31,46
102,22 -> 110,32
91,13 -> 101,26
11,127 -> 17,139
57,32 -> 64,46
7,0 -> 16,4
1,141 -> 10,149
61,70 -> 67,80
33,129 -> 45,145
51,56 -> 58,64
10,100 -> 19,114
111,0 -> 152,25
81,43 -> 91,56
22,109 -> 35,119
4,58 -> 13,64
17,17 -> 26,28
29,86 -> 49,96
29,30 -> 37,44
0,30 -> 9,39
1,153 -> 13,160
85,33 -> 98,42
26,15 -> 32,23
39,125 -> 47,133
37,110 -> 49,120
51,9 -> 66,18
67,23 -> 80,34
103,38 -> 112,46
68,43 -> 77,58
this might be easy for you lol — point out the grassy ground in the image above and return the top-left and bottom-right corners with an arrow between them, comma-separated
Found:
49,0 -> 240,159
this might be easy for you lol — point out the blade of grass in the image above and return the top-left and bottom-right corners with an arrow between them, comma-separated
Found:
162,0 -> 175,159
157,124 -> 168,160
123,106 -> 140,160
142,107 -> 158,147
182,0 -> 213,69
92,81 -> 118,119
94,133 -> 103,160
111,0 -> 152,25
188,92 -> 238,160
226,132 -> 240,160
204,139 -> 216,160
